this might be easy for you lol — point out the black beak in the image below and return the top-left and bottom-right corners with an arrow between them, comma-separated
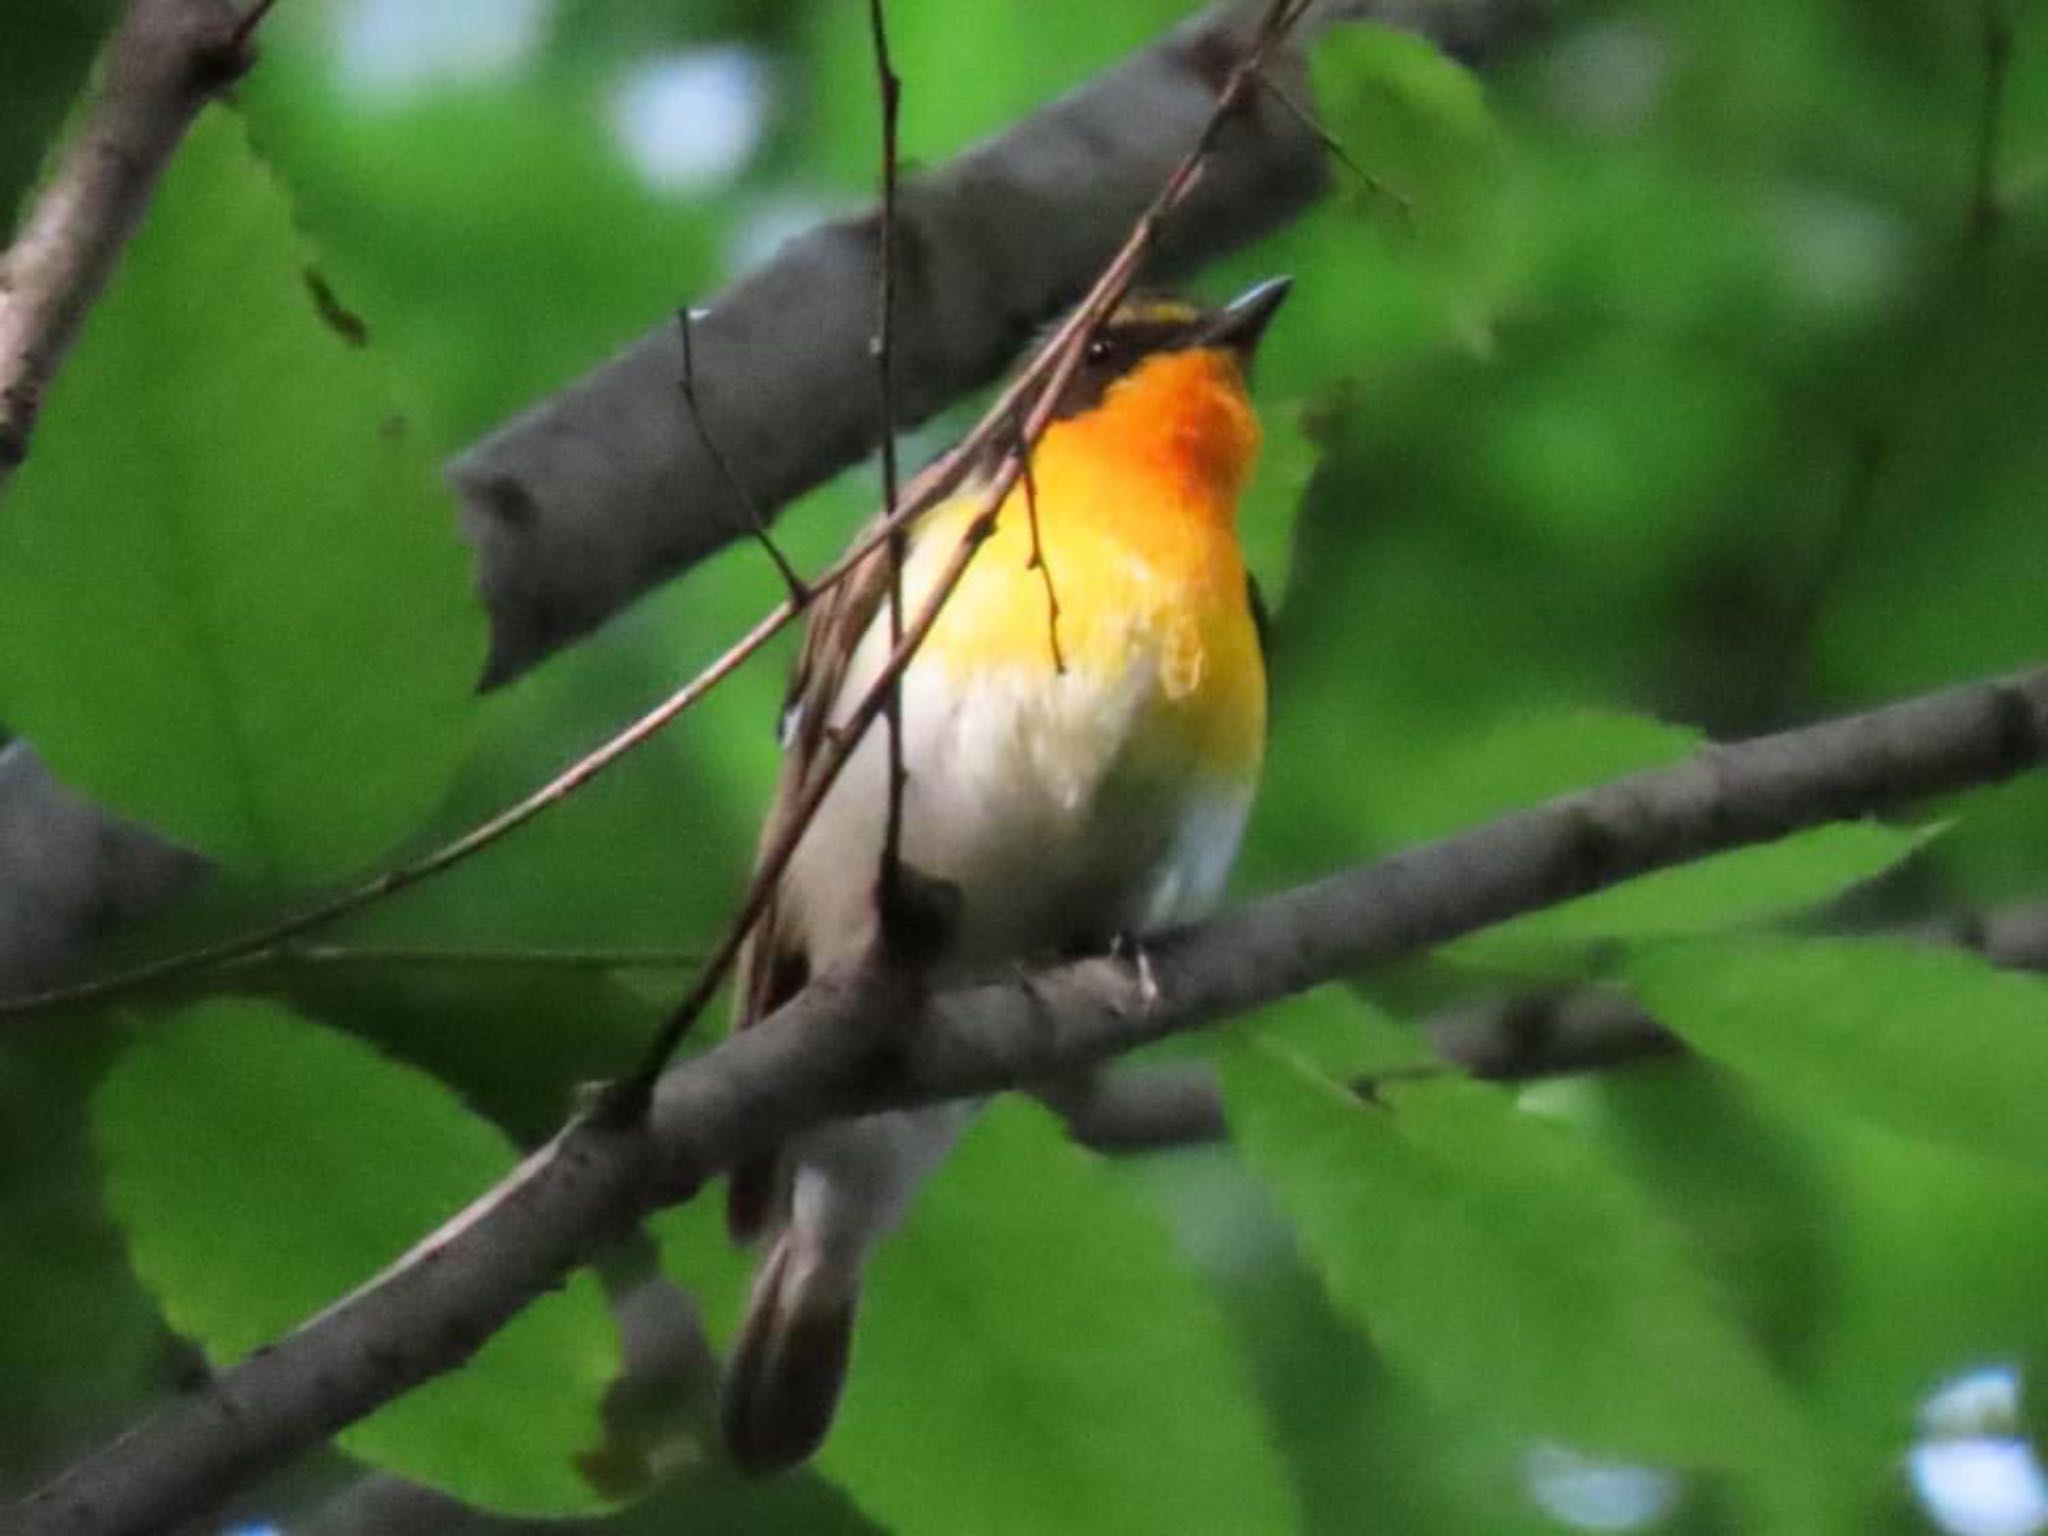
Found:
1200,275 -> 1293,360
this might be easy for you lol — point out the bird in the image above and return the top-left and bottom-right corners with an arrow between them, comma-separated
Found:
719,275 -> 1290,1473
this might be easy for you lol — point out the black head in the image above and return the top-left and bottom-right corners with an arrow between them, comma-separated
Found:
1049,276 -> 1292,421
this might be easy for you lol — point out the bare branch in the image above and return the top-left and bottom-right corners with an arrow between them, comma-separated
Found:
673,307 -> 804,600
454,0 -> 1558,684
0,596 -> 799,1019
1969,0 -> 2014,243
1013,407 -> 1067,673
0,0 -> 1554,1018
1254,68 -> 1410,221
624,0 -> 1312,1082
1759,6 -> 2016,721
870,0 -> 911,915
18,663 -> 2048,1536
0,0 -> 269,485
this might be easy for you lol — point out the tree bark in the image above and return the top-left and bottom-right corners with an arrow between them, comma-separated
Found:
18,662 -> 2048,1536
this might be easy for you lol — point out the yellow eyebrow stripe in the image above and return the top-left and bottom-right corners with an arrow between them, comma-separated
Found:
1112,298 -> 1200,327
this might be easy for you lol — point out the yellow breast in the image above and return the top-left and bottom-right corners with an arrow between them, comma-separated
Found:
909,347 -> 1267,784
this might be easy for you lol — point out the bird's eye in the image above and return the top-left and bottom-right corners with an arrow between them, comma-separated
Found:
1086,336 -> 1114,364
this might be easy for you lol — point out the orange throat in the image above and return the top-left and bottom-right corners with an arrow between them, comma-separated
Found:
909,344 -> 1268,783
1041,346 -> 1264,517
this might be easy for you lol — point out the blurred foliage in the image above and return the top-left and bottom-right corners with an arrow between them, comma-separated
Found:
0,112 -> 485,885
665,1100 -> 1298,1535
7,1 -> 2048,1533
95,999 -> 622,1515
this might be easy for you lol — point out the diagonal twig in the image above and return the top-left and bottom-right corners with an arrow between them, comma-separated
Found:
23,658 -> 2048,1536
869,0 -> 912,915
1013,406 -> 1066,674
1255,70 -> 1410,222
674,307 -> 804,600
622,0 -> 1315,1084
1760,0 -> 2016,722
0,0 -> 1312,1028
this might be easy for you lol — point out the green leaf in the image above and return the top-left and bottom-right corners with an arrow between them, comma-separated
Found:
1467,820 -> 1932,964
805,0 -> 1190,188
833,1100 -> 1296,1533
1240,398 -> 1321,610
665,1100 -> 1297,1534
1228,984 -> 1434,1085
1223,1027 -> 1800,1470
94,1000 -> 620,1516
0,107 -> 484,884
1379,711 -> 1929,967
1627,937 -> 2048,1167
1308,25 -> 1507,333
1381,710 -> 1698,845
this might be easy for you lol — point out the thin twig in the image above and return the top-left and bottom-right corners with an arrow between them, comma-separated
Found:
625,0 -> 1314,1083
1256,71 -> 1410,223
675,307 -> 804,600
1013,407 -> 1066,673
1759,5 -> 2014,722
0,0 -> 1310,1031
224,0 -> 285,56
0,596 -> 799,1019
869,0 -> 911,914
245,943 -> 701,973
24,662 -> 2048,1536
1970,0 -> 2014,244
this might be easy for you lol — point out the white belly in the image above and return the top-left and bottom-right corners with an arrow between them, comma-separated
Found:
779,644 -> 1253,977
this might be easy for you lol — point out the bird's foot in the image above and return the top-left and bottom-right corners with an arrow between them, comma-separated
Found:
1108,932 -> 1161,1015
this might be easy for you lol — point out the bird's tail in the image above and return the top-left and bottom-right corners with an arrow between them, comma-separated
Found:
720,1224 -> 860,1475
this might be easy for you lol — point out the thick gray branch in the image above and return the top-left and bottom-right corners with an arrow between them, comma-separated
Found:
453,0 -> 1339,684
0,0 -> 1549,1007
19,664 -> 2048,1536
455,0 -> 1554,681
288,892 -> 2048,1536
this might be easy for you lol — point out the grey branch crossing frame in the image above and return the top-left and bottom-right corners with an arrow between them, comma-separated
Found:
17,666 -> 2048,1536
22,0 -> 2047,1533
0,0 -> 1549,1006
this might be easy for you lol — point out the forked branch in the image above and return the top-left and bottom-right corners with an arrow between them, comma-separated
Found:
22,662 -> 2048,1536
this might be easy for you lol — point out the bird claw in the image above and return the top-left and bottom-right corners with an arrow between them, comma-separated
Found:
1108,932 -> 1161,1015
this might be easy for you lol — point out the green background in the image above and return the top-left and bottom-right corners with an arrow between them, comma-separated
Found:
7,1 -> 2048,1532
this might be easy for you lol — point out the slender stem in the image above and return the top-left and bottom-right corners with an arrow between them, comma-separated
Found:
869,0 -> 911,913
225,0 -> 285,55
1970,0 -> 2013,244
0,596 -> 799,1019
1759,0 -> 2014,723
0,0 -> 1310,1031
243,943 -> 701,972
627,0 -> 1312,1081
1255,70 -> 1409,222
675,307 -> 804,599
1014,408 -> 1065,673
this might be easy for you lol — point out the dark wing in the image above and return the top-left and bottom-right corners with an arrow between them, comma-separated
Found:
1246,570 -> 1271,668
726,522 -> 898,1239
727,438 -> 996,1238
